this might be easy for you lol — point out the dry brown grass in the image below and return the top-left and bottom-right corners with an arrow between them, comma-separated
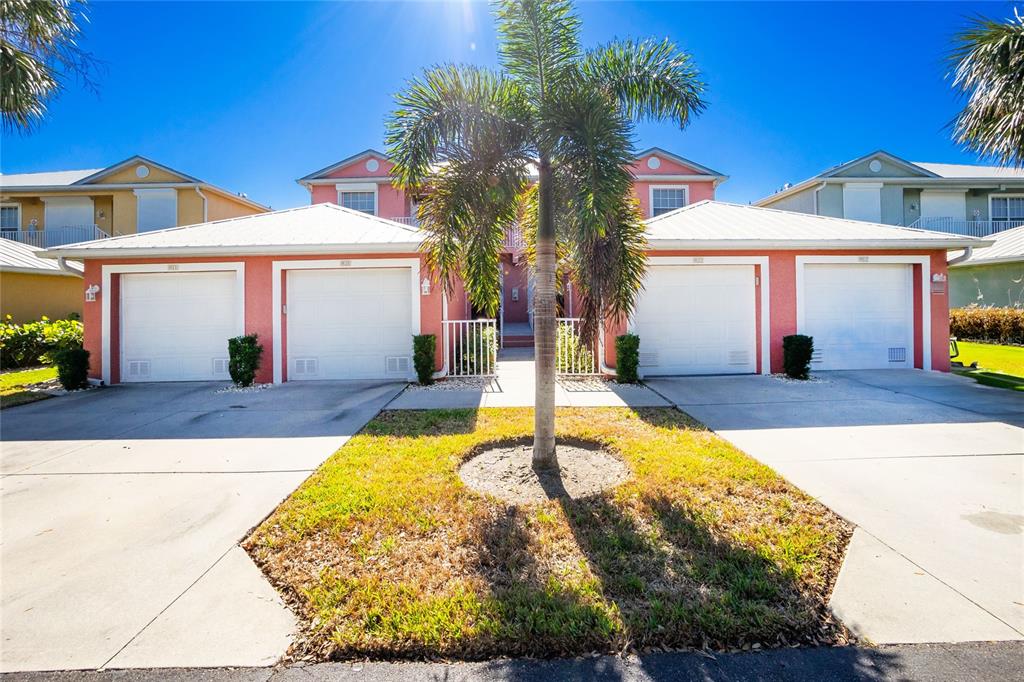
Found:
245,407 -> 852,661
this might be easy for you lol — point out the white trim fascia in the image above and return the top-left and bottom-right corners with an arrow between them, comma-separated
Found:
644,238 -> 987,250
634,147 -> 727,178
0,201 -> 22,230
41,242 -> 424,259
794,255 -> 931,371
271,257 -> 421,384
74,155 -> 202,185
296,149 -> 388,183
303,177 -> 391,186
630,255 -> 771,377
950,254 -> 1024,267
101,261 -> 245,385
634,175 -> 722,182
0,265 -> 81,277
1,183 -> 269,213
648,184 -> 690,218
756,176 -> 1024,207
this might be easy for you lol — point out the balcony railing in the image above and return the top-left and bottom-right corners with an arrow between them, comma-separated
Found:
387,216 -> 420,227
1,224 -> 112,248
908,217 -> 1024,238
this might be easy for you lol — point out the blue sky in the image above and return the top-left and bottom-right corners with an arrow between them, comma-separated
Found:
1,1 -> 1018,210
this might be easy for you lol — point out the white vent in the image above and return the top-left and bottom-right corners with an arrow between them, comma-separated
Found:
386,356 -> 411,374
638,352 -> 658,367
293,357 -> 319,376
810,350 -> 824,365
126,360 -> 151,378
888,347 -> 907,363
728,350 -> 750,366
212,358 -> 229,375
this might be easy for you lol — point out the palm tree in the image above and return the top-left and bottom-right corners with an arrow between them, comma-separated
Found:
387,0 -> 705,468
1,0 -> 98,132
949,9 -> 1024,167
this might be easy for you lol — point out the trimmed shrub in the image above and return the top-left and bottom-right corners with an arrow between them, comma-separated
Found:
950,306 -> 1024,345
615,334 -> 640,383
412,334 -> 436,385
783,334 -> 814,380
228,334 -> 263,387
0,316 -> 84,370
53,348 -> 90,390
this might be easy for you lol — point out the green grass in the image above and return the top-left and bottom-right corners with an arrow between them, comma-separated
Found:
0,366 -> 56,409
955,341 -> 1024,378
245,408 -> 852,660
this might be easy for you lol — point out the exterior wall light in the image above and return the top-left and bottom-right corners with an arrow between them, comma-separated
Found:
85,284 -> 100,302
421,277 -> 431,296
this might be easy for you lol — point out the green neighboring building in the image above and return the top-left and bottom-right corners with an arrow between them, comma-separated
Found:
949,225 -> 1024,308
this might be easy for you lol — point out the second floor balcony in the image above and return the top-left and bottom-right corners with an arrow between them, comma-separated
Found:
1,224 -> 112,249
909,217 -> 1024,238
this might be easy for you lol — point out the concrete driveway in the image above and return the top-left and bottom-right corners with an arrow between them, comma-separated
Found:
646,370 -> 1024,645
0,380 -> 404,673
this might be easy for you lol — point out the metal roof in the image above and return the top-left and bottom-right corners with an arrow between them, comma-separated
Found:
912,162 -> 1024,179
41,203 -> 423,259
0,169 -> 104,188
645,201 -> 990,250
0,238 -> 83,275
952,225 -> 1024,266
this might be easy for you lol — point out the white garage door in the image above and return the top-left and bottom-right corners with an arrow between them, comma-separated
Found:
286,268 -> 413,380
802,264 -> 913,370
632,265 -> 757,376
121,271 -> 239,382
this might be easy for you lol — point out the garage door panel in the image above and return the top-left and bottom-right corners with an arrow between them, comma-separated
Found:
121,272 -> 238,382
803,264 -> 913,370
633,265 -> 757,376
287,268 -> 413,381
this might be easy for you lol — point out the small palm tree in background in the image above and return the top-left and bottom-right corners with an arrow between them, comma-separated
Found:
949,8 -> 1024,166
1,0 -> 98,133
387,0 -> 705,468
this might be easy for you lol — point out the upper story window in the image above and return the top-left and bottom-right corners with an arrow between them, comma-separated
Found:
0,203 -> 20,232
991,196 -> 1024,223
338,188 -> 377,215
650,186 -> 688,217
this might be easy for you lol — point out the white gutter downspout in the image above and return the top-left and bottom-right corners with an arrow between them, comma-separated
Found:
194,186 -> 208,222
598,319 -> 617,377
812,182 -> 827,214
56,257 -> 82,278
947,247 -> 973,266
432,294 -> 449,380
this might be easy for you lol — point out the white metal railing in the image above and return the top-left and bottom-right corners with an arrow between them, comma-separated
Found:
556,318 -> 599,375
909,217 -> 1024,237
503,223 -> 526,250
387,216 -> 420,227
443,319 -> 497,377
1,224 -> 110,248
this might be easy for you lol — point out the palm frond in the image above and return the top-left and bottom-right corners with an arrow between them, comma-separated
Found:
0,0 -> 99,133
949,11 -> 1024,167
581,38 -> 706,129
494,0 -> 581,104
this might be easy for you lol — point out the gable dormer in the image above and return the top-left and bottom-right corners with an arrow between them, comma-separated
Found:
629,148 -> 728,218
297,150 -> 413,220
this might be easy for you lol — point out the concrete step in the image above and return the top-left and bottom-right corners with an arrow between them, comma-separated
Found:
503,335 -> 534,348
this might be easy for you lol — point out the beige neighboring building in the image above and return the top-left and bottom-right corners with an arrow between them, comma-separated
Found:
0,238 -> 83,322
0,156 -> 268,248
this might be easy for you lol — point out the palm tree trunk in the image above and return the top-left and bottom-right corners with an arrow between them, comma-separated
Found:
533,154 -> 558,469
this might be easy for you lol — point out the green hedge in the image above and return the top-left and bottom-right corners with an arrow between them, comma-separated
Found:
0,316 -> 84,370
412,334 -> 436,385
53,348 -> 91,390
615,334 -> 640,383
228,334 -> 263,386
782,334 -> 814,380
950,306 -> 1024,345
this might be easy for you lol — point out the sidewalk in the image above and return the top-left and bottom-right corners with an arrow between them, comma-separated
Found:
389,347 -> 669,409
7,642 -> 1021,681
